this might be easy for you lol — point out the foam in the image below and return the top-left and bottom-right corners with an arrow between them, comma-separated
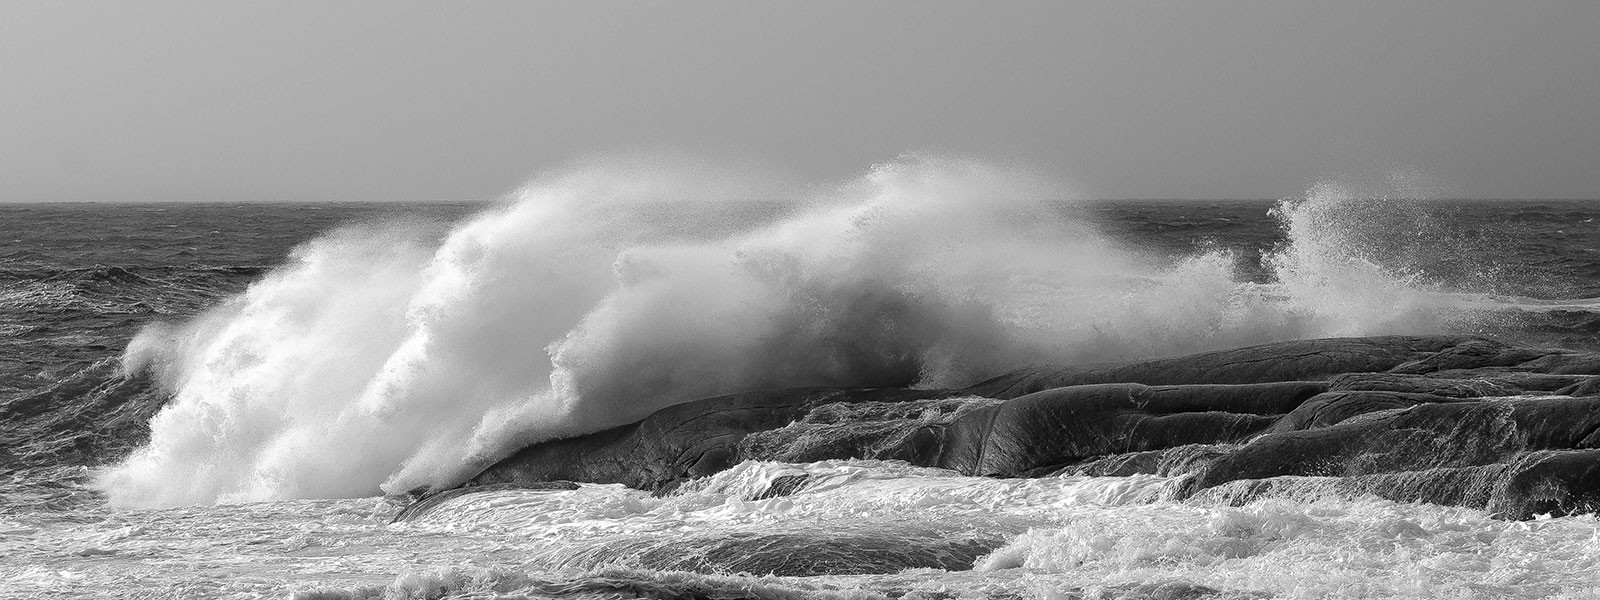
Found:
973,498 -> 1600,599
20,458 -> 1600,598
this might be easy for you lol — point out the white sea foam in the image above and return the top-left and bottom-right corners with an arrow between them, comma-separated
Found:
403,460 -> 1175,536
973,498 -> 1600,599
397,461 -> 1600,599
15,461 -> 1600,599
101,155 -> 1496,507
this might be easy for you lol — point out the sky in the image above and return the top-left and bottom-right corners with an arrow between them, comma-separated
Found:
1,1 -> 1597,202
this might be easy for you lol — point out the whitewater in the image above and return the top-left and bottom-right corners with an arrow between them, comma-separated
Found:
12,461 -> 1600,598
100,156 -> 1500,506
4,155 -> 1600,598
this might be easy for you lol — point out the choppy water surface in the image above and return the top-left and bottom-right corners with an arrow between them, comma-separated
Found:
6,461 -> 1600,598
3,159 -> 1600,598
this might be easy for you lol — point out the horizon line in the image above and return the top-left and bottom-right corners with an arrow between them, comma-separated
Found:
5,196 -> 1600,205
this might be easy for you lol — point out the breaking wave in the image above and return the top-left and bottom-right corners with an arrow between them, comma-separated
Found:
98,155 -> 1501,507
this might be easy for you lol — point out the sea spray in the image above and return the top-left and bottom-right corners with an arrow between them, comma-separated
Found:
1267,181 -> 1455,335
100,156 -> 1474,507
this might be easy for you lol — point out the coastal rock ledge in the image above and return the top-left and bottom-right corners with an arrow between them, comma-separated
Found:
442,335 -> 1600,520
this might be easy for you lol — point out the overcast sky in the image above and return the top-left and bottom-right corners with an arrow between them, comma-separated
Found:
2,1 -> 1597,202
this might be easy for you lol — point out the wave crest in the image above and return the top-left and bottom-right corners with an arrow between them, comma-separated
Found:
99,156 -> 1483,507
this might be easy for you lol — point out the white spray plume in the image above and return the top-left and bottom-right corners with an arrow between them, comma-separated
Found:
101,155 -> 1468,507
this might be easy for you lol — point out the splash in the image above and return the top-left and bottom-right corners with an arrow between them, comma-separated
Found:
1264,180 -> 1465,336
99,156 -> 1479,507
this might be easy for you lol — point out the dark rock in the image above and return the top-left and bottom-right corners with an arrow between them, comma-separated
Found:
448,335 -> 1600,520
1264,390 -> 1462,433
960,335 -> 1474,398
1192,449 -> 1600,519
1192,467 -> 1505,511
1555,376 -> 1600,397
1494,449 -> 1600,517
1190,396 -> 1600,490
1051,444 -> 1235,478
1325,372 -> 1521,397
469,387 -> 956,493
934,382 -> 1325,477
1515,351 -> 1600,375
738,397 -> 999,465
1423,371 -> 1591,392
1386,338 -> 1548,374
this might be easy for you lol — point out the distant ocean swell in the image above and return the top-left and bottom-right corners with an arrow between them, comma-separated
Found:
95,155 -> 1568,507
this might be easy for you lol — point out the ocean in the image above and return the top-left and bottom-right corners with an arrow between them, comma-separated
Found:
3,159 -> 1600,598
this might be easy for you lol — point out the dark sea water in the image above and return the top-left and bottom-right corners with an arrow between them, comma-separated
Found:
3,182 -> 1600,598
0,203 -> 476,474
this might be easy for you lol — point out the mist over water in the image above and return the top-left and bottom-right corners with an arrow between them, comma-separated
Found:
99,156 -> 1498,507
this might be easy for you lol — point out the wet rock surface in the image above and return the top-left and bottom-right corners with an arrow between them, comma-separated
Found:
435,335 -> 1600,519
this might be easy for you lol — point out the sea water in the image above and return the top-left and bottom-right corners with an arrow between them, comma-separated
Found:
3,156 -> 1600,598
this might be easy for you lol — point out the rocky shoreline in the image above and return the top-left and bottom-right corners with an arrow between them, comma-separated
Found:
410,336 -> 1600,521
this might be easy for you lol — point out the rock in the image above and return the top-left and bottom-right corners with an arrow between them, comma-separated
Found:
1264,390 -> 1462,433
934,382 -> 1325,477
469,387 -> 956,493
1385,338 -> 1550,374
441,335 -> 1600,520
738,396 -> 1001,466
1515,351 -> 1600,375
1494,449 -> 1600,517
1555,376 -> 1600,397
960,335 -> 1475,398
1051,444 -> 1233,478
1189,396 -> 1600,492
735,381 -> 1324,478
1325,372 -> 1523,397
1191,448 -> 1600,519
